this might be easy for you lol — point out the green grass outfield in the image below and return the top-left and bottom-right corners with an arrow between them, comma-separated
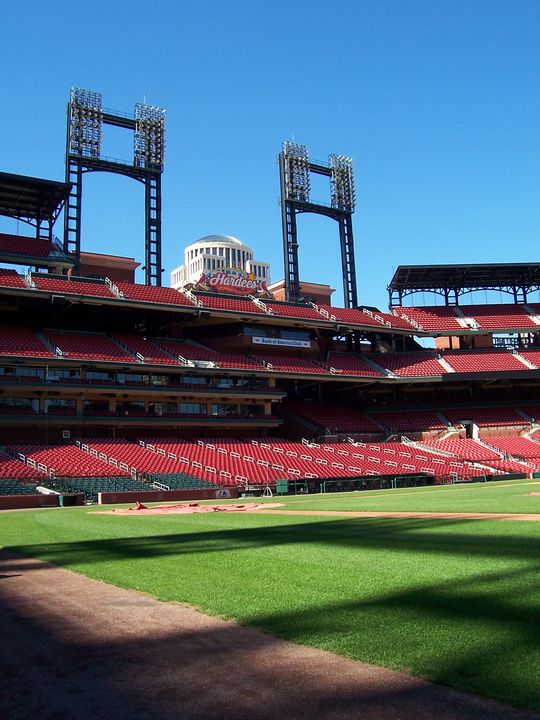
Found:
1,478 -> 539,711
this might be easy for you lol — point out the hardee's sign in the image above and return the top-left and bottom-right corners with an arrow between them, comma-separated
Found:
193,269 -> 269,297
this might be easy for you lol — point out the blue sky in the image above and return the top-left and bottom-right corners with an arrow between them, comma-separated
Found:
1,0 -> 539,309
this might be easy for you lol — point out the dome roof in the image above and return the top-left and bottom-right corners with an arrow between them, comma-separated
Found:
194,234 -> 243,245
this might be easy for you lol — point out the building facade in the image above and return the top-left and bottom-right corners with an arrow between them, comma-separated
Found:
170,234 -> 271,290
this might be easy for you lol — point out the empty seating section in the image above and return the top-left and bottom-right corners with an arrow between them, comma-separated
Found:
483,435 -> 540,459
377,312 -> 415,330
0,452 -> 46,480
116,282 -> 195,306
158,339 -> 217,361
458,304 -> 538,330
315,304 -> 387,328
286,402 -> 382,434
32,275 -> 116,298
442,350 -> 529,373
44,330 -> 135,362
315,304 -> 411,330
519,405 -> 540,422
8,445 -> 129,477
486,458 -> 534,473
196,294 -> 265,314
0,268 -> 26,289
422,438 -> 502,462
442,407 -> 527,427
3,436 -> 516,488
147,437 -> 488,482
518,351 -> 540,369
326,352 -> 384,377
251,354 -> 328,374
213,354 -> 263,370
113,334 -> 179,365
392,306 -> 464,332
0,325 -> 52,357
0,479 -> 40,495
264,301 -> 324,321
368,352 -> 445,377
81,440 -> 208,479
157,339 -> 259,369
0,233 -> 52,257
369,410 -> 447,433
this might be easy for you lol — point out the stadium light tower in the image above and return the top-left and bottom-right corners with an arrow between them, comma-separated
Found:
279,142 -> 358,307
64,88 -> 165,285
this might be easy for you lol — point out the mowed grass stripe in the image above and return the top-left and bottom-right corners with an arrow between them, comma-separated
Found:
244,478 -> 540,514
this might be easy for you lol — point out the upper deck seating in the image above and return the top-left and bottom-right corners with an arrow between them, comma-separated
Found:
458,304 -> 538,330
369,410 -> 447,433
263,301 -> 324,321
0,268 -> 26,289
442,350 -> 530,373
0,233 -> 52,258
195,294 -> 265,314
326,352 -> 384,377
0,325 -> 53,358
368,352 -> 446,377
391,306 -> 465,332
442,406 -> 528,427
116,282 -> 196,307
32,275 -> 116,298
315,304 -> 408,330
44,330 -> 135,363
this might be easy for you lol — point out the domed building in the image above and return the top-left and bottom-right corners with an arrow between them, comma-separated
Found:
170,234 -> 271,291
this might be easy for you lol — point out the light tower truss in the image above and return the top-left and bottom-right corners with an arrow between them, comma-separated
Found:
279,142 -> 358,307
63,88 -> 165,285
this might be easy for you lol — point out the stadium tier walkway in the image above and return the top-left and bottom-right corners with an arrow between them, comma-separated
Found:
0,549 -> 537,720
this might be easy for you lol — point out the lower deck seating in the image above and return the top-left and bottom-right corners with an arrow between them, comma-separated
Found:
0,479 -> 40,495
45,476 -> 151,502
9,445 -> 130,478
422,438 -> 502,462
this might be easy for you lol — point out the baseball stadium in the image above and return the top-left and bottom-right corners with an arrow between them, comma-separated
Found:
0,89 -> 539,720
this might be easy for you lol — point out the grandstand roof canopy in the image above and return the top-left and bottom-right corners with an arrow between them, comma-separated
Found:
0,171 -> 70,224
388,262 -> 540,304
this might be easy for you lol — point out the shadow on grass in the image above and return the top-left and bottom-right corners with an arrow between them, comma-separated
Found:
8,516 -> 540,565
3,517 -> 540,713
0,548 -> 539,720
